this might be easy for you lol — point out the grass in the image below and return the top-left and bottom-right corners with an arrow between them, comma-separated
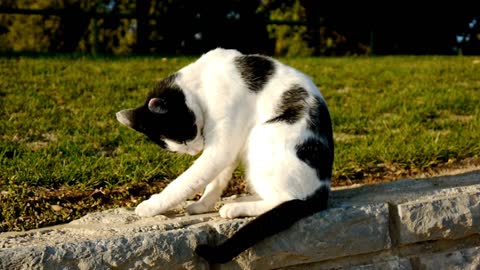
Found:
1,55 -> 480,232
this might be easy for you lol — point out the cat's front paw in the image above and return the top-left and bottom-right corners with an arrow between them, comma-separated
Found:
186,201 -> 215,215
135,196 -> 165,217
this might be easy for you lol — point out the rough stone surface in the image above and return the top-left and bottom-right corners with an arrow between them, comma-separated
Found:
1,170 -> 479,270
413,247 -> 480,270
0,216 -> 212,270
392,192 -> 480,245
330,171 -> 480,207
284,257 -> 413,270
223,203 -> 391,269
344,259 -> 413,270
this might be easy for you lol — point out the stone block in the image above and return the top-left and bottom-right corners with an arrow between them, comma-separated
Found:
221,203 -> 392,269
344,258 -> 413,270
413,247 -> 480,270
391,192 -> 480,245
0,228 -> 210,270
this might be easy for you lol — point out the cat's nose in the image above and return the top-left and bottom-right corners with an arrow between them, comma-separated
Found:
116,109 -> 134,128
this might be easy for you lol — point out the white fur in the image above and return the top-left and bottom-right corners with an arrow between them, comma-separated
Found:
135,48 -> 329,218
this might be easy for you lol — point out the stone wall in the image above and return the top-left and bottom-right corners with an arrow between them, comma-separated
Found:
1,171 -> 479,270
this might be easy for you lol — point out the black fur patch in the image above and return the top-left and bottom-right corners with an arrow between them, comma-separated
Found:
266,84 -> 308,124
308,96 -> 334,153
235,55 -> 275,93
295,96 -> 334,180
128,74 -> 197,147
296,137 -> 333,180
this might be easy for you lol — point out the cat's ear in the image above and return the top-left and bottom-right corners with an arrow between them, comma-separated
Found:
148,98 -> 168,114
116,109 -> 135,128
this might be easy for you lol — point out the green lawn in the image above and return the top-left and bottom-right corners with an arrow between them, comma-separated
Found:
1,55 -> 479,231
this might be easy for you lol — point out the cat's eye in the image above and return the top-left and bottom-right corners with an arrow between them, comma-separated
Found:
148,98 -> 168,114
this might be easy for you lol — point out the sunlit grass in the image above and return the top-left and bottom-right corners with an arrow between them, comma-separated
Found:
1,55 -> 479,231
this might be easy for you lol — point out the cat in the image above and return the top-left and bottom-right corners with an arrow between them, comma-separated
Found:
116,48 -> 334,263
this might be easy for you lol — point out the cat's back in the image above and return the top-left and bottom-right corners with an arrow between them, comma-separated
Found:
180,48 -> 325,124
243,55 -> 324,125
201,48 -> 242,60
193,48 -> 245,88
176,48 -> 243,100
197,48 -> 243,68
192,48 -> 318,95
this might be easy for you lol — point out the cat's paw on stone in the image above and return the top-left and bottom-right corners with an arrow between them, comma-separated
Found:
135,198 -> 164,217
219,203 -> 242,219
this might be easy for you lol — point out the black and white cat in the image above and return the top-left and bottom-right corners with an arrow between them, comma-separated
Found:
116,48 -> 334,263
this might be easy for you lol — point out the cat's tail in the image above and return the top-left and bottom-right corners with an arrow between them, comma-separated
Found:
195,188 -> 328,264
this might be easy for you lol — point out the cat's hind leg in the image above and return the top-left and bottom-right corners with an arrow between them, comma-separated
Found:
219,199 -> 282,219
186,162 -> 238,215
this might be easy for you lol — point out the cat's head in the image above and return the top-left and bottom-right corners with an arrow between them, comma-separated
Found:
116,74 -> 204,155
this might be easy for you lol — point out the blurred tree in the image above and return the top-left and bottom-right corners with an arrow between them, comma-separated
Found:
454,16 -> 480,55
0,1 -> 476,56
0,0 -> 135,54
82,0 -> 136,54
144,0 -> 270,54
0,0 -> 97,52
0,0 -> 272,55
329,5 -> 476,55
0,0 -> 62,52
261,0 -> 371,56
261,0 -> 313,56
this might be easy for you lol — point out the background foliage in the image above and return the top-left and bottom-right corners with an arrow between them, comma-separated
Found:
0,0 -> 479,56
